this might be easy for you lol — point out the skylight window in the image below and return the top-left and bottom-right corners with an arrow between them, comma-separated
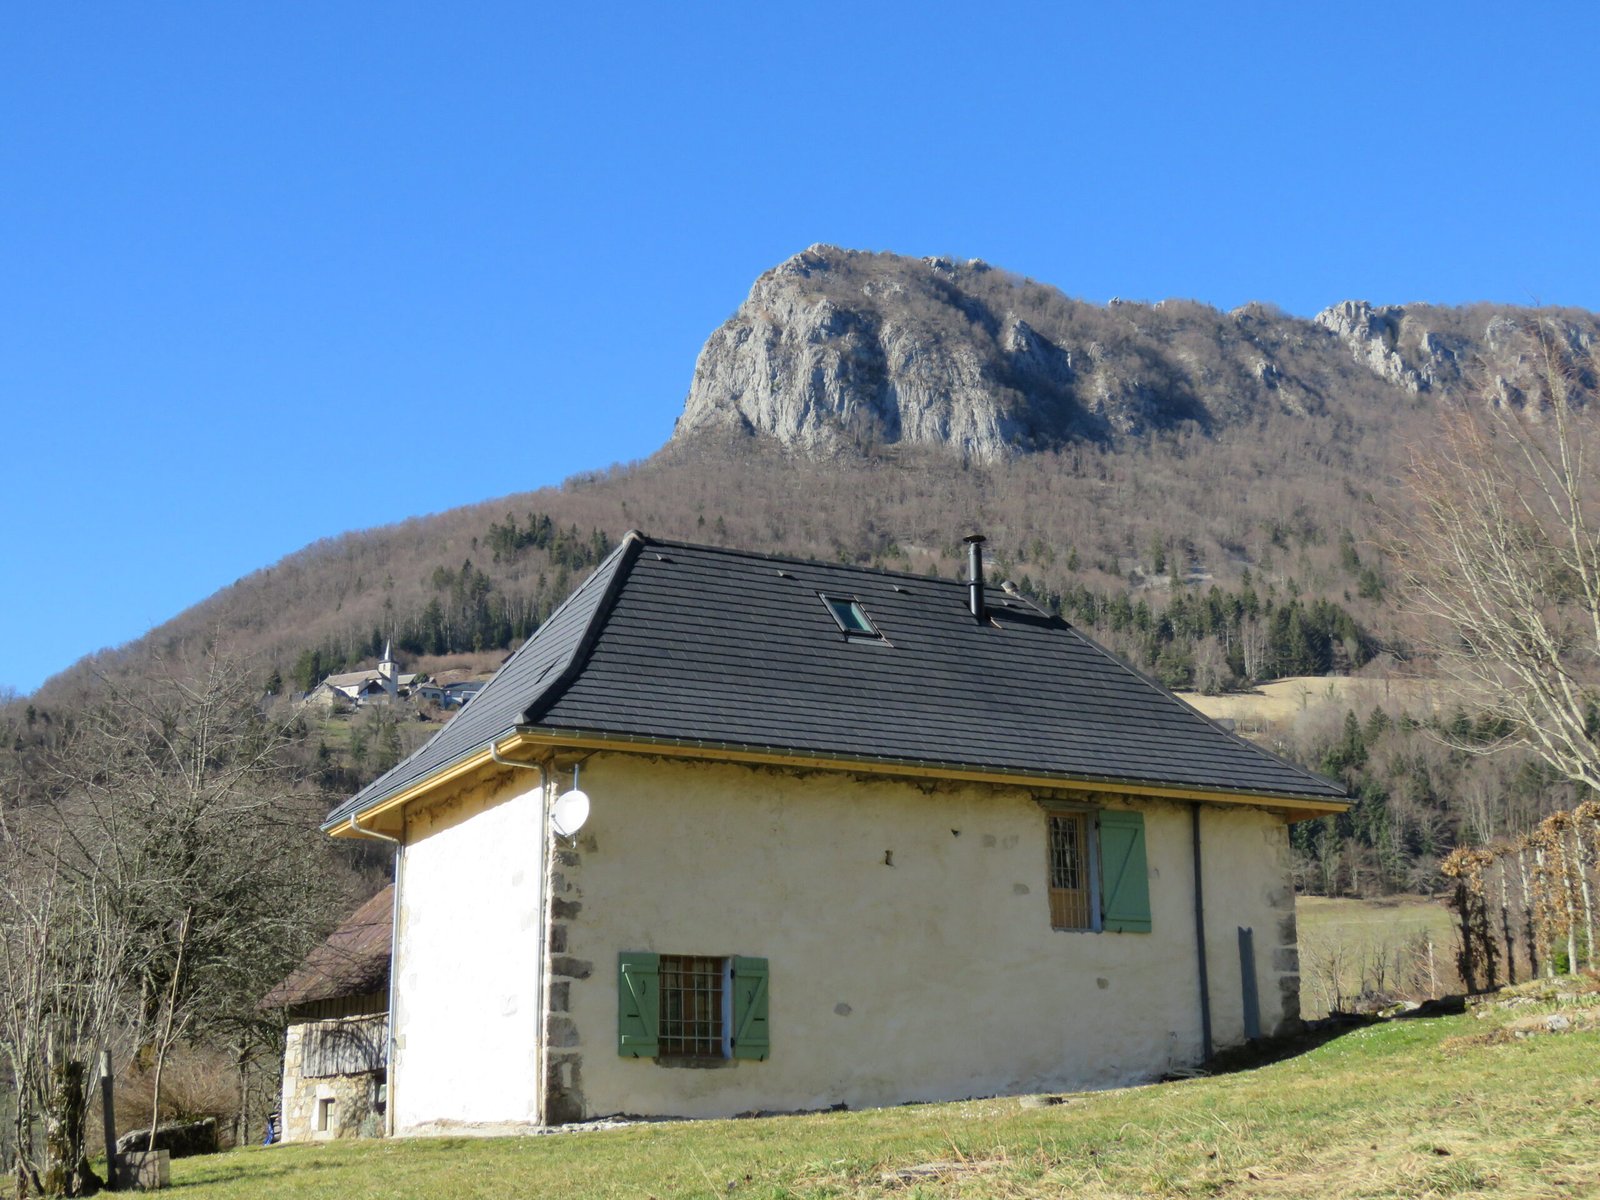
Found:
820,594 -> 883,639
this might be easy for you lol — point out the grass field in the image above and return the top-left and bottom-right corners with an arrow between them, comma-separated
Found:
1179,675 -> 1450,729
169,982 -> 1599,1200
1297,895 -> 1459,1017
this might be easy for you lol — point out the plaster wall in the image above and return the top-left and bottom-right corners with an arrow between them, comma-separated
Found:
555,755 -> 1299,1120
391,768 -> 546,1132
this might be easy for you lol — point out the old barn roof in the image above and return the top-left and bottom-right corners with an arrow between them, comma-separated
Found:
260,885 -> 393,1009
325,533 -> 1345,831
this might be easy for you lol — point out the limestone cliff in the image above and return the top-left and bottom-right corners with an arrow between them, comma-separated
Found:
675,245 -> 1600,459
1313,298 -> 1597,405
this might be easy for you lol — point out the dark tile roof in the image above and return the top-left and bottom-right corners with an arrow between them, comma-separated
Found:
260,885 -> 394,1009
325,532 -> 1344,830
324,547 -> 631,829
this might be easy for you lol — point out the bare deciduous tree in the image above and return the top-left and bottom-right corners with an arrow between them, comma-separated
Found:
1,646 -> 351,1195
0,816 -> 134,1194
1393,319 -> 1600,791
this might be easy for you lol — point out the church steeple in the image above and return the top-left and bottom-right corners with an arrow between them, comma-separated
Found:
379,640 -> 398,698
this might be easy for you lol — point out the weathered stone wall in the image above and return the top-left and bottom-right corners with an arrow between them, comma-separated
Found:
542,836 -> 588,1125
377,749 -> 1310,1130
548,754 -> 1303,1121
280,1018 -> 386,1142
1269,842 -> 1302,1036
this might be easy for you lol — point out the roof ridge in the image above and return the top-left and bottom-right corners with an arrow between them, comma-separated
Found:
636,533 -> 974,589
520,531 -> 646,725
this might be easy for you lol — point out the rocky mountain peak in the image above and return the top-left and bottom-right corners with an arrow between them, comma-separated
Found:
675,248 -> 1600,461
1314,299 -> 1442,393
1313,298 -> 1600,404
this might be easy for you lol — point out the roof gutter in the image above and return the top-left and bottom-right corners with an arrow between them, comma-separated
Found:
490,743 -> 548,780
323,741 -> 508,836
346,813 -> 400,845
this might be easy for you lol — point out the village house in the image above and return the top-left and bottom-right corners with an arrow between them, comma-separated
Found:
439,679 -> 486,707
317,532 -> 1347,1136
303,644 -> 418,708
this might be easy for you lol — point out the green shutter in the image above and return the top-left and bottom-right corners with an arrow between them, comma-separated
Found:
1099,811 -> 1152,933
617,952 -> 659,1057
730,957 -> 770,1061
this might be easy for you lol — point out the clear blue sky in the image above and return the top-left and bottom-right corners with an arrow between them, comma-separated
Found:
4,3 -> 1598,696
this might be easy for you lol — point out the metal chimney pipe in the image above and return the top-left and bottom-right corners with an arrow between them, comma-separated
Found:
964,534 -> 987,622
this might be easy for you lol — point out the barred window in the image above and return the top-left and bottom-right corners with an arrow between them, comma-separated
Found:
618,953 -> 771,1062
1043,804 -> 1153,935
658,955 -> 727,1058
1048,811 -> 1094,931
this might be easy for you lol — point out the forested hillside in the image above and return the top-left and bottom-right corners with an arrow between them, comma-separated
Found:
39,432 -> 1397,706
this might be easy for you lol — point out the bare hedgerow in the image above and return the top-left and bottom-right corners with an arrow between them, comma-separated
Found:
1438,801 -> 1600,994
1441,847 -> 1499,993
1391,317 -> 1600,793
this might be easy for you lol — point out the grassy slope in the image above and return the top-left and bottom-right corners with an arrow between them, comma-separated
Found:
175,999 -> 1598,1200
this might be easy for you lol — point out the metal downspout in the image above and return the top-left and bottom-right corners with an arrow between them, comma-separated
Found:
1192,803 -> 1214,1062
490,742 -> 551,1126
346,814 -> 403,1136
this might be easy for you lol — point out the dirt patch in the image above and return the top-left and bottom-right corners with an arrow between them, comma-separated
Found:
880,1160 -> 1000,1187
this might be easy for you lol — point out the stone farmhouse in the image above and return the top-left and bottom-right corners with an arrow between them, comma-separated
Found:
310,531 -> 1347,1136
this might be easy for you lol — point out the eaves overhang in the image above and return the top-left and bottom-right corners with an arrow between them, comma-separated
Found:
326,723 -> 1351,836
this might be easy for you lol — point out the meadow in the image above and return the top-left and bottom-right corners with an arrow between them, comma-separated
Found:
168,979 -> 1598,1200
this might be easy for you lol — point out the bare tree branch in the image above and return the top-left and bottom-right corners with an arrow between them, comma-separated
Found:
1391,317 -> 1600,793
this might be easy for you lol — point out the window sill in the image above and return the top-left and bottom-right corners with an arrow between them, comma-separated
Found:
653,1055 -> 736,1070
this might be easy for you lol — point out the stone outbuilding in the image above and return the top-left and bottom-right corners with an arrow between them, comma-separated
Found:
261,886 -> 393,1141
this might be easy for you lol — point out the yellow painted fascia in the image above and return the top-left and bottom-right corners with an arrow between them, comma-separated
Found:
326,745 -> 504,838
497,728 -> 1348,819
328,727 -> 1348,837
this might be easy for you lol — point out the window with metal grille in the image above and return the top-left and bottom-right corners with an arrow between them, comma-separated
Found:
1042,804 -> 1152,934
618,953 -> 770,1062
1048,811 -> 1095,930
658,955 -> 727,1058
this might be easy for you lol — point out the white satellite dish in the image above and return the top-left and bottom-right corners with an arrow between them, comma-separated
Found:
550,789 -> 590,838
